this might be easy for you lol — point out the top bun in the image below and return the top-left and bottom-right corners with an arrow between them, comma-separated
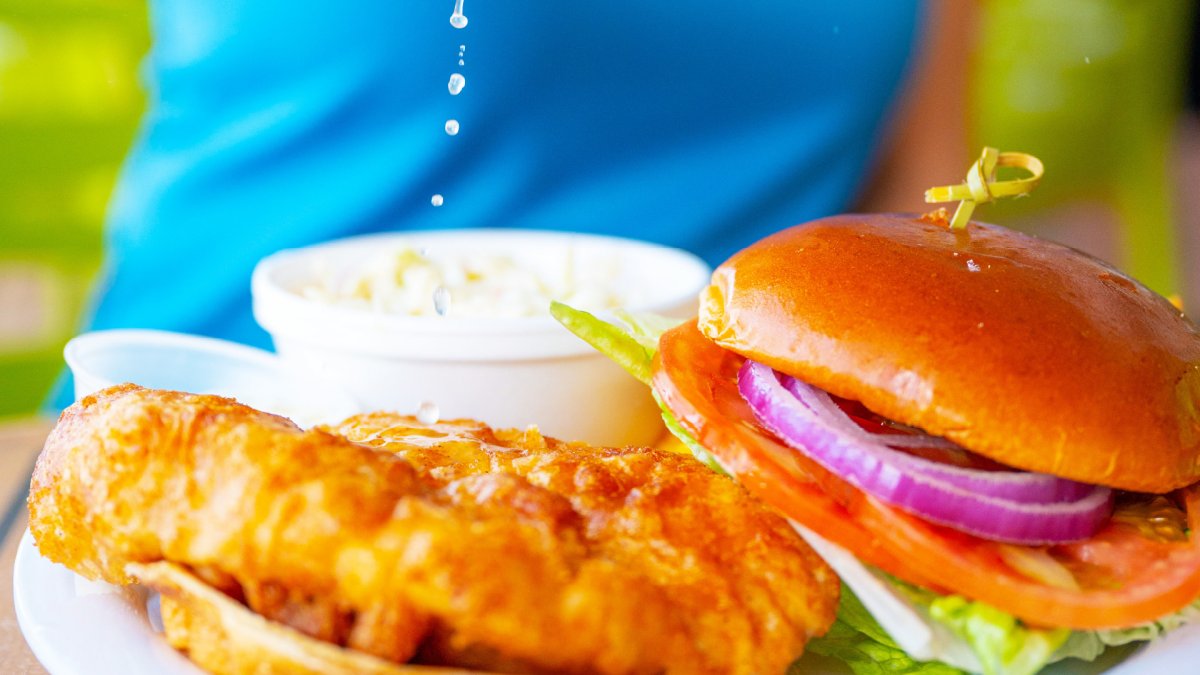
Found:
698,213 -> 1200,492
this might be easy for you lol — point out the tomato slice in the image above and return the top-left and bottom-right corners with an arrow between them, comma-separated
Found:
654,321 -> 1200,629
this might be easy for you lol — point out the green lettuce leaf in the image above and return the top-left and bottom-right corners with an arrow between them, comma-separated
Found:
612,308 -> 682,351
884,573 -> 1071,675
654,390 -> 728,475
549,301 -> 656,385
550,302 -> 726,473
802,563 -> 1198,675
928,595 -> 1068,675
1050,632 -> 1108,664
1050,595 -> 1200,664
892,571 -> 1200,673
1095,596 -> 1200,646
806,587 -> 964,675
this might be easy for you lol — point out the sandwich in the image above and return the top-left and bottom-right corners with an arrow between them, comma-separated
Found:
553,210 -> 1200,675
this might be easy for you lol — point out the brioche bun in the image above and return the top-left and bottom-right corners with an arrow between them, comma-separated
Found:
698,213 -> 1200,492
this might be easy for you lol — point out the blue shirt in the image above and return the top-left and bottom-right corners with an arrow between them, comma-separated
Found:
59,1 -> 921,408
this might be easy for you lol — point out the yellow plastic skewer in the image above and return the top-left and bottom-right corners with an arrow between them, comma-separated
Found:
924,147 -> 1045,230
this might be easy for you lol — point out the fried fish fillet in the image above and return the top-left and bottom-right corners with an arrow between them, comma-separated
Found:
29,384 -> 837,674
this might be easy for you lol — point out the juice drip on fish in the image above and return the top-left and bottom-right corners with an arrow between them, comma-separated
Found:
417,401 -> 441,425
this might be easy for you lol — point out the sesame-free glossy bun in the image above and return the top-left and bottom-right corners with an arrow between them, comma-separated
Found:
698,213 -> 1200,492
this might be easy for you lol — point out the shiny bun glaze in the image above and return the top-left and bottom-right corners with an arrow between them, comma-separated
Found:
699,213 -> 1200,492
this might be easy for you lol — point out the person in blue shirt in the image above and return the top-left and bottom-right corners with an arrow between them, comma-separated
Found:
54,1 -> 938,408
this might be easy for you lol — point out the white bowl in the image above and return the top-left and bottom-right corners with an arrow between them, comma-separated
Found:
64,329 -> 360,428
251,229 -> 710,447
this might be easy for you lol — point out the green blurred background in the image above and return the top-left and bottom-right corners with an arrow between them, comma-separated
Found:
0,0 -> 1195,420
971,0 -> 1196,297
0,1 -> 147,418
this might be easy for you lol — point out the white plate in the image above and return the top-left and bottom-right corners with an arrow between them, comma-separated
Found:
14,530 -> 202,674
13,527 -> 1200,674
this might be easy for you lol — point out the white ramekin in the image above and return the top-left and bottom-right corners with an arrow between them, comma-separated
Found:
251,229 -> 710,447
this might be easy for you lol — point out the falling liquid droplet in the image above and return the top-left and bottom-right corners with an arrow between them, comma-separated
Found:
417,401 -> 441,425
433,285 -> 451,316
450,0 -> 468,28
448,73 -> 466,95
458,59 -> 465,66
445,119 -> 460,135
431,194 -> 444,207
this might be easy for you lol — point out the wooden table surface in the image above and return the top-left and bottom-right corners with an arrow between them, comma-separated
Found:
1,417 -> 54,674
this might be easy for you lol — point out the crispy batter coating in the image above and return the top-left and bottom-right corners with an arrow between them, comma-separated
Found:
29,384 -> 837,674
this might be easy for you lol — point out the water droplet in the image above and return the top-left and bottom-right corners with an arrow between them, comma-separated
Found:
445,119 -> 459,135
433,285 -> 451,316
450,0 -> 468,29
431,194 -> 444,207
459,44 -> 466,54
417,401 -> 440,425
966,259 -> 981,273
458,59 -> 465,66
1084,56 -> 1091,64
448,73 -> 466,95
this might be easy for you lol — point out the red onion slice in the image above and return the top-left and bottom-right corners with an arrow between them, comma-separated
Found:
739,360 -> 1113,544
868,432 -> 962,450
780,376 -> 961,448
778,375 -> 1095,504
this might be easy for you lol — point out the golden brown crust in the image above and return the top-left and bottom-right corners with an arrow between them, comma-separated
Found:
331,413 -> 839,672
699,214 -> 1200,492
30,384 -> 837,675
